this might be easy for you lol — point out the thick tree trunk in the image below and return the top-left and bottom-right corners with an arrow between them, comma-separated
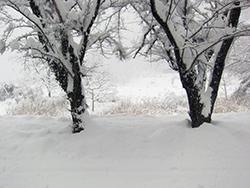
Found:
184,37 -> 237,128
182,3 -> 241,128
67,46 -> 87,133
68,72 -> 87,133
181,71 -> 211,128
185,87 -> 207,128
50,59 -> 87,133
28,0 -> 101,133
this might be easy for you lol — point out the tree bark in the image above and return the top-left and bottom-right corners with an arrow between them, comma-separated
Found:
206,38 -> 235,121
181,71 -> 211,128
67,46 -> 87,133
185,87 -> 208,128
68,74 -> 86,133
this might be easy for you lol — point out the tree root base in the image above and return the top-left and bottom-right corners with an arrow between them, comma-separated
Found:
72,126 -> 84,133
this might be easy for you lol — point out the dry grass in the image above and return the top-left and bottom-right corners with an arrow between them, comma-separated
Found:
6,92 -> 250,116
6,97 -> 69,116
214,92 -> 250,113
103,95 -> 189,115
104,92 -> 250,115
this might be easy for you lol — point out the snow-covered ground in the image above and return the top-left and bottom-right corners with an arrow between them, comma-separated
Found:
0,57 -> 249,188
1,112 -> 250,188
108,59 -> 186,98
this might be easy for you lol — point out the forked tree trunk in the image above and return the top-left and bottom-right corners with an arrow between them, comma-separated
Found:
26,0 -> 102,133
183,36 -> 238,128
150,0 -> 241,128
185,87 -> 209,128
180,3 -> 241,128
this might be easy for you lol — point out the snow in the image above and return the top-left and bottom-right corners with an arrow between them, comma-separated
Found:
1,112 -> 250,188
68,11 -> 78,20
54,0 -> 68,20
106,59 -> 185,98
154,0 -> 168,22
200,86 -> 213,117
9,39 -> 20,51
18,6 -> 42,29
67,74 -> 74,93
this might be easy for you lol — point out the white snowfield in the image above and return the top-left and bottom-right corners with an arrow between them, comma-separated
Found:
1,112 -> 250,188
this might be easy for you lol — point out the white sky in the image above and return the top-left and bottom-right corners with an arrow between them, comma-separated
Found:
0,51 -> 25,83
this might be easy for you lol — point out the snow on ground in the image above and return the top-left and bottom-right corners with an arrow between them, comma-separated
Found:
105,59 -> 239,100
107,59 -> 186,98
1,112 -> 250,188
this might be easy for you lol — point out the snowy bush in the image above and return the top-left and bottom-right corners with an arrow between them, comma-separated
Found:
0,83 -> 44,103
1,82 -> 68,116
0,84 -> 15,101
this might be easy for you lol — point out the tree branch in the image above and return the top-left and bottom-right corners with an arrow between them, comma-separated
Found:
79,0 -> 101,64
21,47 -> 74,78
150,0 -> 182,69
6,0 -> 55,54
133,25 -> 155,58
51,0 -> 64,23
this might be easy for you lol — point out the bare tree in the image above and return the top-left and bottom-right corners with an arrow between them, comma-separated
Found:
226,36 -> 250,93
132,0 -> 250,127
0,0 -> 126,133
84,56 -> 117,112
21,58 -> 60,98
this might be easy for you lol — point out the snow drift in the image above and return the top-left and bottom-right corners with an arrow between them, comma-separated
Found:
1,112 -> 250,188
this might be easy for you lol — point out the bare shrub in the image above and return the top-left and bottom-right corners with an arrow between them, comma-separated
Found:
6,90 -> 250,116
214,92 -> 250,113
104,93 -> 188,115
104,91 -> 250,116
6,97 -> 69,116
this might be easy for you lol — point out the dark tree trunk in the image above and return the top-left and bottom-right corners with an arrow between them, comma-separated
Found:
49,58 -> 87,133
180,71 -> 211,128
204,4 -> 241,122
206,38 -> 235,121
185,87 -> 207,128
67,46 -> 87,133
67,73 -> 86,133
182,36 -> 236,128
